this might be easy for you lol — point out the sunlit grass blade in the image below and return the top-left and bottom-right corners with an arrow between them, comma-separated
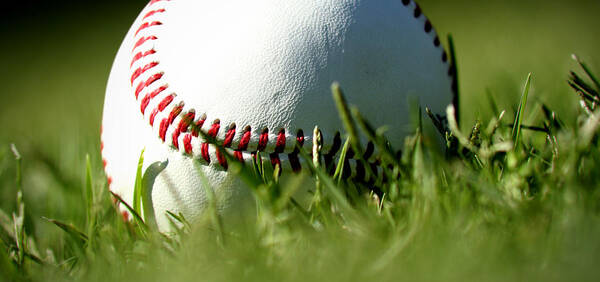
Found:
133,149 -> 145,218
298,147 -> 351,212
332,82 -> 362,157
332,138 -> 350,185
512,73 -> 532,148
110,192 -> 149,237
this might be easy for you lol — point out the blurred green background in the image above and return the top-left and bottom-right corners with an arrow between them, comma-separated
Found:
0,0 -> 598,249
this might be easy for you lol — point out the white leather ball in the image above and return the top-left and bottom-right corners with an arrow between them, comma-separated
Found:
101,0 -> 454,230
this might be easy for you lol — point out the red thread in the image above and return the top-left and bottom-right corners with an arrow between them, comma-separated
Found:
143,9 -> 166,19
102,158 -> 107,168
234,151 -> 244,162
178,112 -> 195,132
158,94 -> 174,111
258,129 -> 269,151
201,143 -> 210,163
135,21 -> 163,36
131,62 -> 159,86
270,153 -> 281,171
168,104 -> 183,125
107,176 -> 113,186
131,49 -> 156,67
234,127 -> 251,162
223,125 -> 236,148
149,94 -> 174,126
288,154 -> 301,172
140,85 -> 168,114
191,115 -> 207,137
216,149 -> 228,169
172,130 -> 180,149
135,72 -> 163,99
149,0 -> 169,5
183,134 -> 193,155
275,130 -> 286,153
208,121 -> 221,138
238,128 -> 251,151
159,118 -> 169,141
288,131 -> 305,172
133,36 -> 157,51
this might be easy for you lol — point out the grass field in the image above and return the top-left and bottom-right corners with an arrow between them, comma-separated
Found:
1,1 -> 600,281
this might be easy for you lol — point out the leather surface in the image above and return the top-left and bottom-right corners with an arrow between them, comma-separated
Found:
102,0 -> 452,231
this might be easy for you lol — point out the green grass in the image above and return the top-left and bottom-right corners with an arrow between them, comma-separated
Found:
1,58 -> 600,281
1,1 -> 600,281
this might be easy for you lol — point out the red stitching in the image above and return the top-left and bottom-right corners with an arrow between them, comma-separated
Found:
150,94 -> 174,126
216,148 -> 228,169
275,129 -> 286,153
167,103 -> 183,125
133,36 -> 157,52
171,106 -> 188,150
238,127 -> 251,151
288,130 -> 305,173
131,62 -> 159,86
159,118 -> 169,141
143,9 -> 166,19
135,21 -> 163,36
135,72 -> 163,99
201,143 -> 210,163
207,120 -> 221,138
183,134 -> 193,154
118,0 -> 452,177
140,85 -> 168,114
191,114 -> 207,137
149,0 -> 169,5
270,153 -> 281,172
131,49 -> 156,67
234,127 -> 251,162
258,129 -> 269,151
223,124 -> 236,148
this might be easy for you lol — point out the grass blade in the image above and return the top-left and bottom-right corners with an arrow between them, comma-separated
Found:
43,217 -> 88,245
84,154 -> 95,246
573,54 -> 600,92
332,82 -> 362,157
133,149 -> 145,218
111,192 -> 149,237
512,73 -> 532,148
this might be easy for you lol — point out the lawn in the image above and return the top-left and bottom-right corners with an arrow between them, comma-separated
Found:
1,0 -> 599,281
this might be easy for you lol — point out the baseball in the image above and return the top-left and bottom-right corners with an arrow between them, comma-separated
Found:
101,0 -> 454,230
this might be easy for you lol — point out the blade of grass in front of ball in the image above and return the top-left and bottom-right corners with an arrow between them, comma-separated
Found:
133,149 -> 145,218
194,162 -> 225,247
298,147 -> 351,213
332,138 -> 350,186
110,192 -> 148,237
